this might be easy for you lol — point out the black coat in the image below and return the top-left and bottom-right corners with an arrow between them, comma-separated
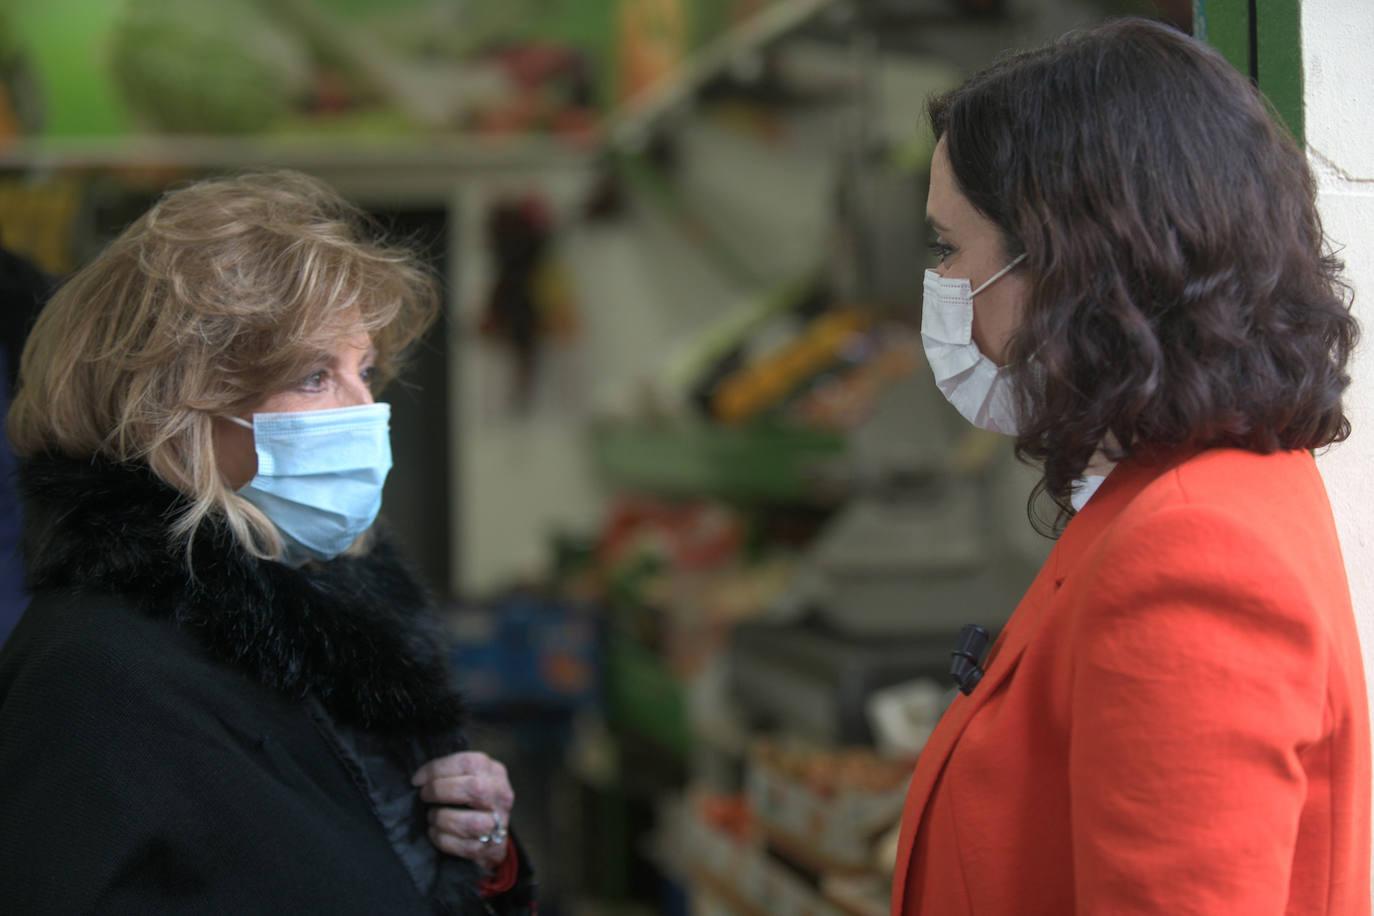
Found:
0,455 -> 536,914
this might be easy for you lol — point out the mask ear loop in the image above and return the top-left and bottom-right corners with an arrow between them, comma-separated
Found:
972,251 -> 1034,377
225,415 -> 254,431
971,252 -> 1028,297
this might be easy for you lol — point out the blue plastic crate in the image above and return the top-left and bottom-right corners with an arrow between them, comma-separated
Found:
447,595 -> 601,712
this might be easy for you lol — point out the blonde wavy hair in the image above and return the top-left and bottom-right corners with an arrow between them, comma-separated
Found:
8,170 -> 439,560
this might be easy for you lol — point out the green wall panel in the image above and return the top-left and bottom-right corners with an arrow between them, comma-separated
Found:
1194,0 -> 1254,77
1255,0 -> 1304,143
1194,0 -> 1304,143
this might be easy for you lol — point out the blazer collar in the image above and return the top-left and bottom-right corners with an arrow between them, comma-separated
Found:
890,449 -> 1193,914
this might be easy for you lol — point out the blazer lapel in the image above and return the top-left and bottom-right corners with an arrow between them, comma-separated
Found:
890,455 -> 1176,915
889,562 -> 1056,914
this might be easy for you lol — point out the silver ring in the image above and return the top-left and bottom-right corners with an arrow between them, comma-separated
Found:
478,833 -> 493,845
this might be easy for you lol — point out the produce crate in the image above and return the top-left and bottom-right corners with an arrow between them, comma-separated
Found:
684,798 -> 755,890
446,595 -> 600,711
747,746 -> 911,874
687,803 -> 846,916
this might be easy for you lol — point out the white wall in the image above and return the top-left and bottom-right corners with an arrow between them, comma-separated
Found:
1305,0 -> 1374,881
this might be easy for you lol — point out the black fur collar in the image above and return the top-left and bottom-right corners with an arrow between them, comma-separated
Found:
19,453 -> 464,736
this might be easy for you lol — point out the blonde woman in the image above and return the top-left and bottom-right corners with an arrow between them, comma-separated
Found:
0,173 -> 535,914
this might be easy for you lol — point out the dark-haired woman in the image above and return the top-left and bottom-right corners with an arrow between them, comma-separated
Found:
895,19 -> 1369,916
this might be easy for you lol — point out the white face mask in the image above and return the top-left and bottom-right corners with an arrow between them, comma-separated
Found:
921,253 -> 1027,435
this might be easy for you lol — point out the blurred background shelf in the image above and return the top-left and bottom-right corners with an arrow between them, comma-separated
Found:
0,135 -> 594,171
590,421 -> 847,505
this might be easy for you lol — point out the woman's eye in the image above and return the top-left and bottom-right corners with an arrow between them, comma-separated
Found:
361,366 -> 378,387
928,241 -> 955,263
301,370 -> 328,391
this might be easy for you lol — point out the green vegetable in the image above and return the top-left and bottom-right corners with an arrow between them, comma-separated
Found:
109,0 -> 312,134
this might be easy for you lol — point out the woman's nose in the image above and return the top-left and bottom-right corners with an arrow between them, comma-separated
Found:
339,375 -> 375,408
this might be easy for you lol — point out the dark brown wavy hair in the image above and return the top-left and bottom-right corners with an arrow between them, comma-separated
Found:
929,18 -> 1358,533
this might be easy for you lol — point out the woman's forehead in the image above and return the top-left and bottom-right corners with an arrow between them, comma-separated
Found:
927,138 -> 1000,242
336,330 -> 375,355
319,309 -> 375,352
926,140 -> 962,230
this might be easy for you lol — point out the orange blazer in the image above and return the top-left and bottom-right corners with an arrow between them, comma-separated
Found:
893,449 -> 1371,915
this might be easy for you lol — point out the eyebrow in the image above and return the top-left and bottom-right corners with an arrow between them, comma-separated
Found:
339,344 -> 379,363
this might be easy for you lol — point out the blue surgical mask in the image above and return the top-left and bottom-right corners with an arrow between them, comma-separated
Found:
227,403 -> 392,566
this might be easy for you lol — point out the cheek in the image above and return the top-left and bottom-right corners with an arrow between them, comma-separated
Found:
257,391 -> 311,413
970,299 -> 1013,365
213,421 -> 259,489
969,307 -> 995,360
971,276 -> 1031,366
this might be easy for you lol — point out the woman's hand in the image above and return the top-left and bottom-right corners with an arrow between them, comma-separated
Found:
411,751 -> 515,873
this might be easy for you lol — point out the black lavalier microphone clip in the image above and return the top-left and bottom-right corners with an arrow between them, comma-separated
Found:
950,624 -> 991,695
